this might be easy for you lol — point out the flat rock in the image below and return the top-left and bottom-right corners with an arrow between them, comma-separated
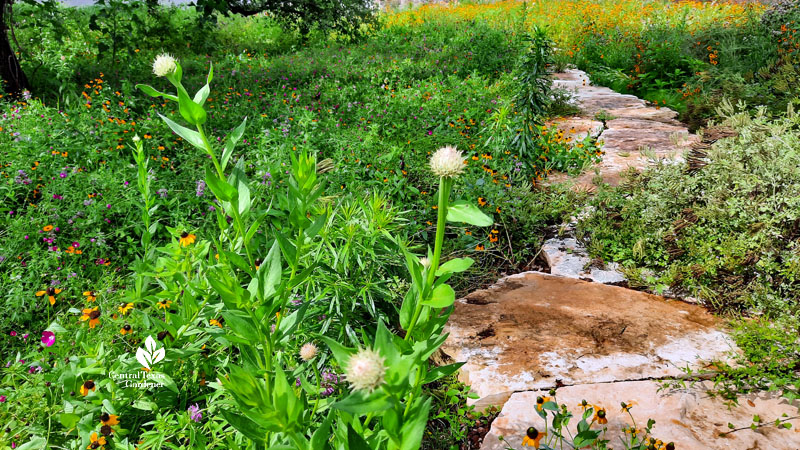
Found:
547,70 -> 697,188
441,272 -> 737,410
541,237 -> 625,284
548,116 -> 604,142
482,381 -> 800,450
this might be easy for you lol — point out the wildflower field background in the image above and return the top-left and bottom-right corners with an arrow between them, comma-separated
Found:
1,0 -> 800,448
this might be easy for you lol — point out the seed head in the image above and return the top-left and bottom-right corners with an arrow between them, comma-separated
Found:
429,145 -> 464,178
345,348 -> 386,392
152,54 -> 177,77
299,342 -> 318,361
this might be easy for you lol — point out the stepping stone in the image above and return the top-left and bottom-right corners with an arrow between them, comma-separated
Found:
482,381 -> 800,450
441,272 -> 737,411
540,236 -> 625,284
547,69 -> 697,188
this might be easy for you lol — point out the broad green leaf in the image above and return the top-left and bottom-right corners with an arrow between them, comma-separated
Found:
58,413 -> 80,428
334,390 -> 393,415
319,336 -> 355,367
423,283 -> 455,308
435,257 -> 474,276
205,167 -> 237,202
220,409 -> 266,443
446,200 -> 493,227
135,84 -> 178,102
158,113 -> 205,151
422,362 -> 465,384
221,311 -> 260,341
177,85 -> 207,125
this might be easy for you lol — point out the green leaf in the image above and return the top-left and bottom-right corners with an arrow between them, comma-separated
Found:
423,283 -> 455,308
221,311 -> 260,341
205,167 -> 238,202
319,336 -> 355,367
15,437 -> 47,450
335,390 -> 393,415
158,113 -> 205,151
58,413 -> 80,428
135,84 -> 178,102
435,257 -> 474,276
446,200 -> 493,227
347,424 -> 371,450
176,83 -> 207,126
311,410 -> 335,450
423,362 -> 464,384
220,409 -> 266,443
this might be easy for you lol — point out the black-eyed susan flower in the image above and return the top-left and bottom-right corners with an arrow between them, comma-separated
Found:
475,244 -> 485,251
157,299 -> 172,310
87,431 -> 106,449
621,400 -> 636,412
179,232 -> 196,247
80,307 -> 101,328
578,399 -> 590,410
522,427 -> 545,448
594,407 -> 608,424
118,302 -> 133,315
83,291 -> 97,302
209,318 -> 223,328
36,287 -> 62,306
100,424 -> 113,437
80,379 -> 96,396
535,396 -> 551,412
99,412 -> 119,426
120,324 -> 132,335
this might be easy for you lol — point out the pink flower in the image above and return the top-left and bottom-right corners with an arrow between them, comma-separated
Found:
9,331 -> 16,337
41,331 -> 55,347
0,395 -> 6,402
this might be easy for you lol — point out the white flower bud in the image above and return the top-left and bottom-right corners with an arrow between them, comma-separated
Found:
429,145 -> 464,178
299,342 -> 318,361
152,54 -> 177,77
345,348 -> 386,392
419,257 -> 431,269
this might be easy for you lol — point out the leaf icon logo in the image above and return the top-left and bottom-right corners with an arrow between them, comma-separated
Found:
136,336 -> 165,370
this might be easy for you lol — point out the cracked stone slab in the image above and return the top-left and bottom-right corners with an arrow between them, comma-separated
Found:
441,272 -> 737,411
481,381 -> 800,450
541,237 -> 625,284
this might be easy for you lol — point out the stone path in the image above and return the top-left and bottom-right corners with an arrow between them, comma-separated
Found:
547,69 -> 696,189
442,71 -> 800,449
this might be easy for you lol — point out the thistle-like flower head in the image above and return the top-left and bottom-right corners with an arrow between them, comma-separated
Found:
345,347 -> 386,392
300,342 -> 318,362
429,145 -> 464,178
152,54 -> 177,78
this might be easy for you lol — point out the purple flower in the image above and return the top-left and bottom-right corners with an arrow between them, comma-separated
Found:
157,188 -> 168,198
196,180 -> 206,197
188,404 -> 202,423
42,331 -> 55,347
0,395 -> 6,402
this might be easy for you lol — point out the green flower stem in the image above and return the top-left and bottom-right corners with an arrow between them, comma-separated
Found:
196,124 -> 224,180
405,176 -> 452,341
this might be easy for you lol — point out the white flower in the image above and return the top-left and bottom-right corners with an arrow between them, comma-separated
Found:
345,348 -> 386,392
299,343 -> 318,361
419,257 -> 431,269
429,145 -> 464,178
132,135 -> 141,142
152,54 -> 177,77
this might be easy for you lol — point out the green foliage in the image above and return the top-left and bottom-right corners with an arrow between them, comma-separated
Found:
579,101 -> 800,316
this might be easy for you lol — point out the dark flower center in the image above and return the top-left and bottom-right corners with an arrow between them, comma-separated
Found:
123,324 -> 131,331
47,287 -> 55,295
100,412 -> 109,422
84,380 -> 95,389
89,310 -> 101,319
526,427 -> 539,439
100,424 -> 113,436
181,232 -> 189,238
597,409 -> 606,418
536,396 -> 544,404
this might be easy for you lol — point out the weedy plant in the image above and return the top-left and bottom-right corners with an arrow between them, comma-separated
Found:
499,393 -> 672,450
131,55 -> 495,448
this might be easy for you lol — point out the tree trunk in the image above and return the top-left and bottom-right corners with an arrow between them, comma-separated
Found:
0,0 -> 29,97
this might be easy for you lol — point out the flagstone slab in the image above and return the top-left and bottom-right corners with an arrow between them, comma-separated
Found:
547,69 -> 697,188
481,381 -> 800,450
441,272 -> 737,410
